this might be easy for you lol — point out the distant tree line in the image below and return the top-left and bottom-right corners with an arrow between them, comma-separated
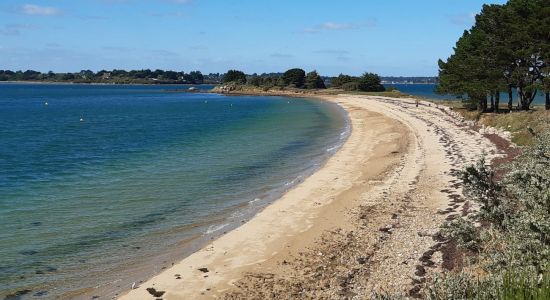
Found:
221,68 -> 385,92
1,67 -> 389,92
437,0 -> 549,111
0,69 -> 221,84
330,73 -> 385,92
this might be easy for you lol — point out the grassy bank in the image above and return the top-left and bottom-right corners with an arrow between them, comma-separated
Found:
430,100 -> 549,145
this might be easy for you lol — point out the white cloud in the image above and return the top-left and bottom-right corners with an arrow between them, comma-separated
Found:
320,22 -> 354,30
21,4 -> 62,16
303,20 -> 376,33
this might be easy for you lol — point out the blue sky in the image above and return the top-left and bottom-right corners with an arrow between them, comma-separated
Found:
0,0 -> 507,76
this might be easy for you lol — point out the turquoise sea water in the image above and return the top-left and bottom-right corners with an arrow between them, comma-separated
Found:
0,83 -> 348,298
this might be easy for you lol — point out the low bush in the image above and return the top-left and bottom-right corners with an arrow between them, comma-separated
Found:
426,130 -> 550,298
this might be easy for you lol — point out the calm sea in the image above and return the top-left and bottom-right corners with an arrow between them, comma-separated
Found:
0,83 -> 348,299
388,83 -> 547,105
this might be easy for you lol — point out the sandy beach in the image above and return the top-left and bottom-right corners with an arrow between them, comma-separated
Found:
119,94 -> 503,299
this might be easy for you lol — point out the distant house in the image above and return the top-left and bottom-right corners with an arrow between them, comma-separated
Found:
102,72 -> 111,79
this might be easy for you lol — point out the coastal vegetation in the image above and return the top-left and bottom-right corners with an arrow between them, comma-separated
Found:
425,125 -> 550,299
222,70 -> 247,84
0,69 -> 215,84
437,0 -> 550,111
1,67 -> 395,95
305,71 -> 327,89
330,73 -> 386,92
221,68 -> 385,92
282,68 -> 307,88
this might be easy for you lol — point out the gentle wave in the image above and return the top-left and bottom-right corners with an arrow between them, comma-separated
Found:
205,223 -> 230,235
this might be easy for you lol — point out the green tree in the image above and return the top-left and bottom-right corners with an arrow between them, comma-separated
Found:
164,70 -> 179,80
438,29 -> 491,111
331,74 -> 356,88
438,0 -> 549,111
247,76 -> 263,87
358,72 -> 385,92
189,71 -> 204,84
282,68 -> 306,88
61,73 -> 75,81
223,70 -> 246,84
22,70 -> 41,81
304,70 -> 326,89
342,81 -> 361,91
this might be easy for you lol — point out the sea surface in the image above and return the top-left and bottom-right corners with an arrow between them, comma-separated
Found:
388,83 -> 547,104
0,83 -> 349,298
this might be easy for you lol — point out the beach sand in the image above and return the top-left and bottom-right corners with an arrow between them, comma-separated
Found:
119,94 -> 503,299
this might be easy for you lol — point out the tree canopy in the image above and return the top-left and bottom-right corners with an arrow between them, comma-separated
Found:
331,74 -> 356,88
328,72 -> 385,92
438,0 -> 550,111
305,71 -> 326,89
358,73 -> 385,92
282,68 -> 306,88
223,70 -> 247,84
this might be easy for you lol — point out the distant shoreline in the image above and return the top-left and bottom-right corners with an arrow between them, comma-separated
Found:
0,81 -> 216,86
0,80 -> 437,86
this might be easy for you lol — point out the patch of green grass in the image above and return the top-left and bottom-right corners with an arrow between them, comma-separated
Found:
478,109 -> 549,145
416,96 -> 549,145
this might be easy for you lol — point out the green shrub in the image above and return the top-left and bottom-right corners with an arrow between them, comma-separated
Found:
342,81 -> 361,91
426,131 -> 550,298
331,74 -> 357,88
461,158 -> 507,227
304,70 -> 326,89
223,70 -> 247,84
427,269 -> 550,300
282,68 -> 306,88
358,72 -> 385,92
441,218 -> 480,251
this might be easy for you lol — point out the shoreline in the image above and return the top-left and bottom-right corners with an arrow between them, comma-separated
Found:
119,94 -> 413,299
67,94 -> 350,300
120,92 -> 506,299
0,81 -> 215,86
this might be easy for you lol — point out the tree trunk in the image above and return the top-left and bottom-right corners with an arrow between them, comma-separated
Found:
546,91 -> 549,110
495,91 -> 500,113
477,96 -> 486,112
508,86 -> 513,111
517,86 -> 530,111
522,91 -> 533,111
490,94 -> 495,112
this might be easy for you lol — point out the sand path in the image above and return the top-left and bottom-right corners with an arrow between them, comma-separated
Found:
119,95 -> 502,299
